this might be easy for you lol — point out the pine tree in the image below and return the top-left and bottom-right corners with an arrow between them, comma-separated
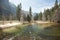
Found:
27,14 -> 31,23
29,7 -> 32,17
34,13 -> 39,20
39,12 -> 42,20
27,6 -> 32,23
16,3 -> 22,21
54,0 -> 59,10
29,6 -> 32,22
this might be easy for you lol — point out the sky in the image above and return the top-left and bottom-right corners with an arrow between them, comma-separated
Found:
9,0 -> 60,13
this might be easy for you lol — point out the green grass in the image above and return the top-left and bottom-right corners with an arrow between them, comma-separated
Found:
40,24 -> 60,36
2,24 -> 28,37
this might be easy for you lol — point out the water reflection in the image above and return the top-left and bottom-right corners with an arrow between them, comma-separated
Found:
14,25 -> 43,40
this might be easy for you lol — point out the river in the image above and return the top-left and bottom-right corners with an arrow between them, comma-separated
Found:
3,24 -> 60,40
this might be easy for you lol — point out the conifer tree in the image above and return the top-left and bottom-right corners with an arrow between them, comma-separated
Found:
16,3 -> 22,21
54,0 -> 59,10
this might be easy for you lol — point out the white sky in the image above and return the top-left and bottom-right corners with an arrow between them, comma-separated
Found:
9,0 -> 60,13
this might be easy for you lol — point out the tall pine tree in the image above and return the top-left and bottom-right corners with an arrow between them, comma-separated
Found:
54,0 -> 59,10
39,12 -> 42,20
29,6 -> 32,22
16,3 -> 22,21
29,7 -> 32,18
27,6 -> 32,23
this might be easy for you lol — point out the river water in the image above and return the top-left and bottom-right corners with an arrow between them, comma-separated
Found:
3,24 -> 60,40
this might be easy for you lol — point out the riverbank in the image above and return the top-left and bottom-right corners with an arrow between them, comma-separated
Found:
2,24 -> 28,40
0,21 -> 60,40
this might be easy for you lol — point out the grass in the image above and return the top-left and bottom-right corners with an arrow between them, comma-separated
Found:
38,22 -> 60,28
2,24 -> 28,38
38,23 -> 60,36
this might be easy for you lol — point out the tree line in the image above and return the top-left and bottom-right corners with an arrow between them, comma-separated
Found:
0,0 -> 60,23
34,0 -> 60,22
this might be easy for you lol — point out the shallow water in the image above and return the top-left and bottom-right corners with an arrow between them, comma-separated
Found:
3,24 -> 60,40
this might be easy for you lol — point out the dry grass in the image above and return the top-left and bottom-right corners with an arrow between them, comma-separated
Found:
37,22 -> 60,28
38,22 -> 60,36
3,27 -> 17,33
3,24 -> 28,33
